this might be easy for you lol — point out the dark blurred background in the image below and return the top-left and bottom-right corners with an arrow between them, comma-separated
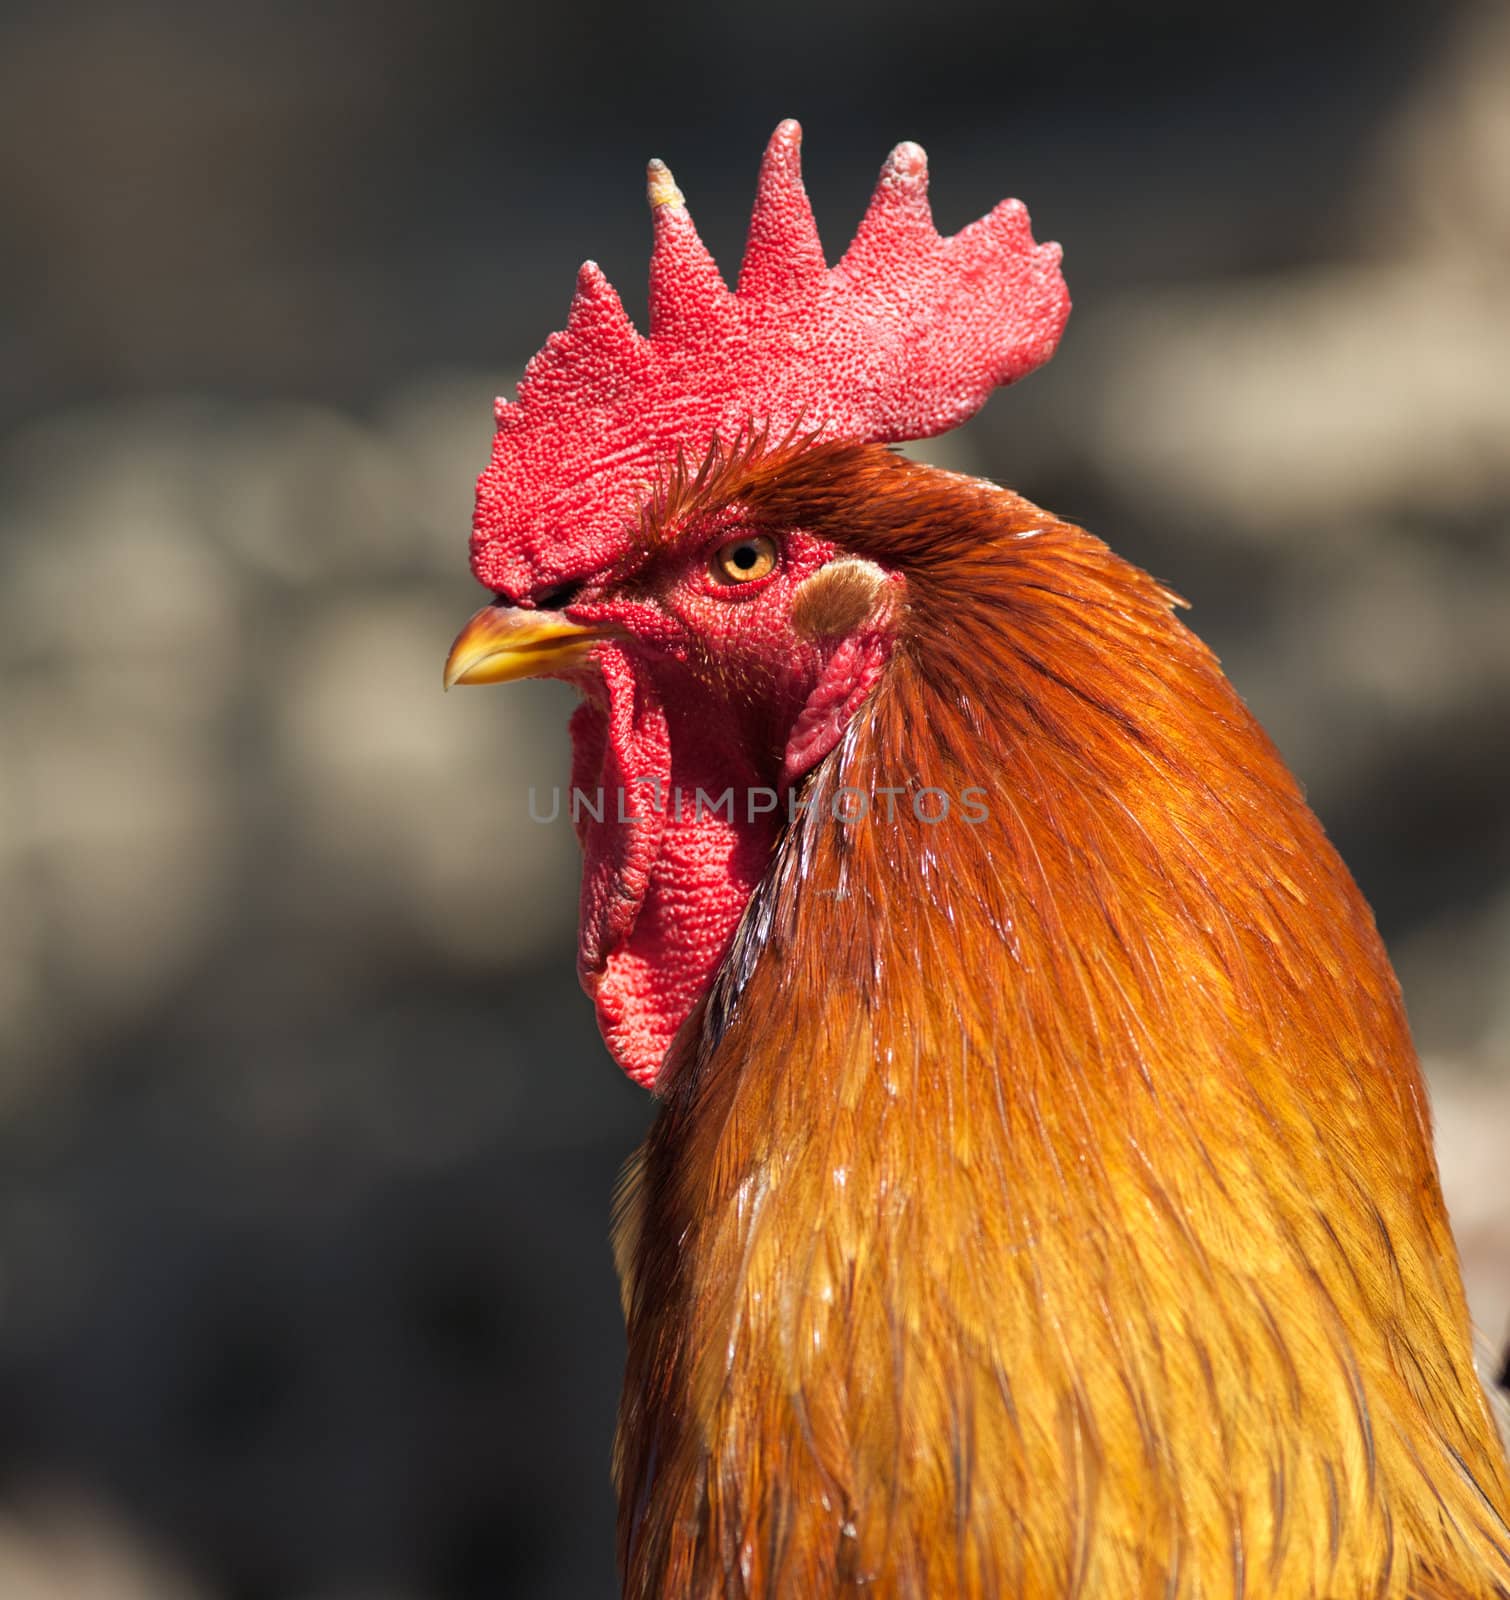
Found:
1,1 -> 1507,1595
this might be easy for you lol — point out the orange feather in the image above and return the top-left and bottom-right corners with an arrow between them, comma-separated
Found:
612,443 -> 1510,1598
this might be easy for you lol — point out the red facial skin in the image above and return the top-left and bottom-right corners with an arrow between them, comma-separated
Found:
549,521 -> 892,1086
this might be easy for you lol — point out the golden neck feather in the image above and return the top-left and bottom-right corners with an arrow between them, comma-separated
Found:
615,447 -> 1510,1599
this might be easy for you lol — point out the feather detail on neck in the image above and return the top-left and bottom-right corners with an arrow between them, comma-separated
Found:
614,446 -> 1510,1599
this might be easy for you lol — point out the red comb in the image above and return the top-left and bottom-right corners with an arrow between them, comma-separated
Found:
470,120 -> 1069,596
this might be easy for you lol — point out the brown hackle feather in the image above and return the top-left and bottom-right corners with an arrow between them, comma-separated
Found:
612,443 -> 1510,1598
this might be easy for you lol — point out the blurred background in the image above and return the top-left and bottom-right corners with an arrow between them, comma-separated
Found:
1,0 -> 1508,1594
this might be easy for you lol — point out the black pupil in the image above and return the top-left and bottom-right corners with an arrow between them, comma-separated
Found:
732,544 -> 757,570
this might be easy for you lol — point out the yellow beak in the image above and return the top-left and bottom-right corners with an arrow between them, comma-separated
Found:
443,602 -> 606,689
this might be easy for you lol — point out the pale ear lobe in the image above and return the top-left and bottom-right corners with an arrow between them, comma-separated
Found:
791,558 -> 892,641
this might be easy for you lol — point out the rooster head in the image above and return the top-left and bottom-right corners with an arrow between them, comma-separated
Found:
445,121 -> 1069,1087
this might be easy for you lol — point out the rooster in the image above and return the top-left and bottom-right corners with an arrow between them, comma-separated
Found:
444,123 -> 1510,1598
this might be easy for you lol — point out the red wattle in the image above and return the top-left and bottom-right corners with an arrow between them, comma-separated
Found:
571,649 -> 785,1088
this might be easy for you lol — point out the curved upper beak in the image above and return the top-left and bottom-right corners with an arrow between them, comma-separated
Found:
443,602 -> 607,689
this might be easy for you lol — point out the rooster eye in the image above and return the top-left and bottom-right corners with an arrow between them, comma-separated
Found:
710,534 -> 778,586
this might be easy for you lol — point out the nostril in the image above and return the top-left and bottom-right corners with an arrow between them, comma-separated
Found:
491,580 -> 584,610
536,579 -> 585,611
